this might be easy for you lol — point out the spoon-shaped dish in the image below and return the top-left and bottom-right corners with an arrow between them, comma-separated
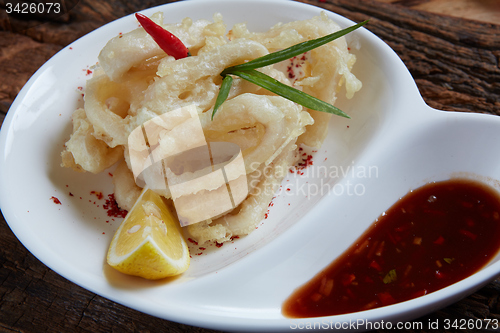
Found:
1,0 -> 500,331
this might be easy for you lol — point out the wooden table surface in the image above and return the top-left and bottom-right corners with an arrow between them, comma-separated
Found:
1,0 -> 499,332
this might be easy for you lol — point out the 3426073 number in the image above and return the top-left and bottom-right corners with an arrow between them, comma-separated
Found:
5,2 -> 61,14
444,318 -> 499,330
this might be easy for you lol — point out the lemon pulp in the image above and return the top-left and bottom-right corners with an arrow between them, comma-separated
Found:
107,189 -> 190,279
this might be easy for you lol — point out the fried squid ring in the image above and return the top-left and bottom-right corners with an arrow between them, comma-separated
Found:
61,108 -> 123,173
231,12 -> 362,147
98,13 -> 226,81
202,94 -> 313,174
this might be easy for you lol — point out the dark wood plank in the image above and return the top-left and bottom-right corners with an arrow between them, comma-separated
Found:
375,0 -> 500,25
0,0 -> 499,332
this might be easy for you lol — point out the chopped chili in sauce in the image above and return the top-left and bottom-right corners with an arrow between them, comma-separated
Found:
283,179 -> 500,318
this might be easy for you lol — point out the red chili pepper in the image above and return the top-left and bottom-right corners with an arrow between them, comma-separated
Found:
135,13 -> 190,59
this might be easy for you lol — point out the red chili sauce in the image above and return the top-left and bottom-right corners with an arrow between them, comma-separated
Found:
283,179 -> 500,318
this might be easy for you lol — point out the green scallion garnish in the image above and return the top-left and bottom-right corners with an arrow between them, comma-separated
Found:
221,20 -> 368,76
230,69 -> 349,118
212,76 -> 233,120
212,20 -> 368,119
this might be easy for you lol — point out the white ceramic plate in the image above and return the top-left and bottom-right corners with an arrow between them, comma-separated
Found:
2,0 -> 500,331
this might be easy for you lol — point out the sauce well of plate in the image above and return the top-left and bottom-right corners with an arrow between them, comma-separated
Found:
282,178 -> 500,318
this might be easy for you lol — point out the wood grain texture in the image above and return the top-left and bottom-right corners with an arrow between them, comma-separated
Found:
374,0 -> 500,25
302,0 -> 500,115
0,0 -> 499,332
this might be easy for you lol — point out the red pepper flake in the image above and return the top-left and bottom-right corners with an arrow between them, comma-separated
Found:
108,172 -> 113,177
103,194 -> 128,218
85,69 -> 93,75
215,242 -> 223,248
102,232 -> 105,234
287,64 -> 296,79
199,247 -> 206,251
187,238 -> 198,245
459,229 -> 477,240
69,46 -> 73,50
292,153 -> 314,174
50,196 -> 62,205
69,192 -> 74,197
90,191 -> 104,200
77,86 -> 83,91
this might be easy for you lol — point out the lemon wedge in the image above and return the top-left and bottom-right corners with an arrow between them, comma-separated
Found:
107,188 -> 190,279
